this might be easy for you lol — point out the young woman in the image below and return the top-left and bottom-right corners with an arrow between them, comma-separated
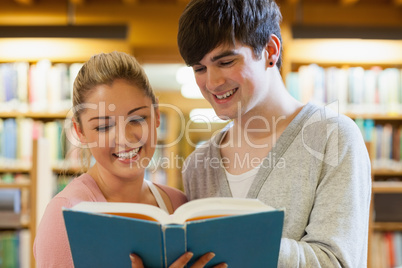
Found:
33,51 -> 217,268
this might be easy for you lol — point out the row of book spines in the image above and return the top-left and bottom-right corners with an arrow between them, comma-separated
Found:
371,231 -> 402,268
0,230 -> 30,268
1,171 -> 74,198
286,64 -> 402,109
0,186 -> 30,226
0,61 -> 83,112
0,173 -> 30,184
355,119 -> 402,164
0,117 -> 79,165
0,126 -> 170,174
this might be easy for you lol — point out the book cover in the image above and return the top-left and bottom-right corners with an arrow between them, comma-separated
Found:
0,188 -> 22,228
16,118 -> 33,166
3,118 -> 17,160
385,232 -> 395,268
0,231 -> 20,267
0,118 -> 3,161
14,61 -> 29,109
29,59 -> 51,112
394,232 -> 402,267
18,229 -> 31,268
63,198 -> 284,268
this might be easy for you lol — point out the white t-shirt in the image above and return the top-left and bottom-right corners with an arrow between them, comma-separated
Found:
225,167 -> 259,198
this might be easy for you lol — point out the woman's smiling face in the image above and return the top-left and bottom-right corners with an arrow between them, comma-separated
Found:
76,78 -> 160,180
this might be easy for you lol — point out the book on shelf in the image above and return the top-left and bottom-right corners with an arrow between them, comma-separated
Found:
395,232 -> 402,267
3,118 -> 17,160
63,197 -> 284,268
0,230 -> 31,268
0,60 -> 83,113
0,116 -> 78,169
0,189 -> 21,228
285,64 -> 402,115
29,60 -> 51,112
356,118 -> 402,170
371,231 -> 402,268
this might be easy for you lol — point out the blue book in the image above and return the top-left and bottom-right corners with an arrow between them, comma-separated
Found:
3,118 -> 17,160
0,189 -> 21,228
63,197 -> 284,268
0,189 -> 21,212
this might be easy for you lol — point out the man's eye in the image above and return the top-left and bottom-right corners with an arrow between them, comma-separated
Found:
221,60 -> 234,66
193,66 -> 206,73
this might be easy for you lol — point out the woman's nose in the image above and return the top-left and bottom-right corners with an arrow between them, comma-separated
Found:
114,118 -> 146,148
114,118 -> 130,146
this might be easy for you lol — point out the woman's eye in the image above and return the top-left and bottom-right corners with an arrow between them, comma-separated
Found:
95,125 -> 112,132
129,116 -> 146,124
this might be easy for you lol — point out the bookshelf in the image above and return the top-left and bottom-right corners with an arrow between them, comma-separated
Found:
0,108 -> 71,268
0,57 -> 190,267
0,141 -> 38,268
0,1 -> 400,266
283,35 -> 402,267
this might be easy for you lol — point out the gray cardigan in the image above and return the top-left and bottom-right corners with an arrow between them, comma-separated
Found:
182,102 -> 371,268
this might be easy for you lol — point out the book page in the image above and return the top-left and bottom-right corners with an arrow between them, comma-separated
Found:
171,197 -> 276,224
67,201 -> 172,224
67,198 -> 278,225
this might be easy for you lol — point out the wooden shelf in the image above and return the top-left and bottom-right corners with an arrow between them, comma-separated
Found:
286,39 -> 402,66
0,111 -> 68,119
0,182 -> 30,189
52,167 -> 82,175
372,169 -> 402,176
373,222 -> 402,231
0,167 -> 31,173
0,223 -> 30,230
345,113 -> 402,121
372,181 -> 402,193
0,38 -> 131,63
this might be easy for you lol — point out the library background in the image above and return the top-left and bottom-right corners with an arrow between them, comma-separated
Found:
0,0 -> 401,267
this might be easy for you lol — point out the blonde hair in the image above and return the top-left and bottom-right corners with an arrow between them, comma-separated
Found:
71,51 -> 156,171
73,51 -> 156,124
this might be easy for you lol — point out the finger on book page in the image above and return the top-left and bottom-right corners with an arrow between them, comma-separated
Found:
130,253 -> 144,268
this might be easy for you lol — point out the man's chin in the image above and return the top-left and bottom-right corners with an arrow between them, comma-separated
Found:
216,114 -> 232,121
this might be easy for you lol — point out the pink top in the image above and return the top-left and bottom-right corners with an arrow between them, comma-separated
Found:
33,173 -> 187,268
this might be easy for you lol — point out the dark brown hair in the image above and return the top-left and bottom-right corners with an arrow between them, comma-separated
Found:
178,0 -> 283,69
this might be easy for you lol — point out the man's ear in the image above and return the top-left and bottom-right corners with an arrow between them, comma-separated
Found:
72,118 -> 87,144
265,34 -> 281,68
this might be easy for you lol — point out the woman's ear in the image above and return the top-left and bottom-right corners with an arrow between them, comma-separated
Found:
265,34 -> 281,68
154,98 -> 161,128
72,118 -> 87,144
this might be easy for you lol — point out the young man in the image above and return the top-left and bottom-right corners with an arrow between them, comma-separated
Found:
178,0 -> 371,267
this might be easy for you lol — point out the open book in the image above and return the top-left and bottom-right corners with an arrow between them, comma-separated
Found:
63,197 -> 284,268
